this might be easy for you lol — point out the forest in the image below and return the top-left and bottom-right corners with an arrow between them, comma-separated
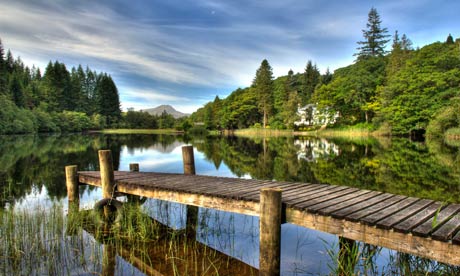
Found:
0,39 -> 183,135
190,8 -> 460,137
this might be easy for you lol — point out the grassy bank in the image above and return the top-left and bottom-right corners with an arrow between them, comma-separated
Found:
94,128 -> 184,134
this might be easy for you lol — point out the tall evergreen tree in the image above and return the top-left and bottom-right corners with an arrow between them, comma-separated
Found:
355,8 -> 390,59
0,38 -> 6,95
303,60 -> 320,104
446,34 -> 454,44
253,59 -> 274,128
9,74 -> 25,108
96,74 -> 121,126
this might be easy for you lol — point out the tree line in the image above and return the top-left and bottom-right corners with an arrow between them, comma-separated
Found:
190,8 -> 460,136
0,38 -> 188,134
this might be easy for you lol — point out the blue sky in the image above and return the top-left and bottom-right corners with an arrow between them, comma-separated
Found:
1,0 -> 459,113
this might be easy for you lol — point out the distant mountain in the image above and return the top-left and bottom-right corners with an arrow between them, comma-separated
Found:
141,105 -> 189,118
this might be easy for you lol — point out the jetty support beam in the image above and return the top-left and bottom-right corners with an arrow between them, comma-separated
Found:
65,165 -> 79,211
259,188 -> 282,276
183,145 -> 199,239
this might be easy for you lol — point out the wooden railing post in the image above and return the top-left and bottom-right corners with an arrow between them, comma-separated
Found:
65,165 -> 79,211
259,188 -> 282,276
129,163 -> 139,172
182,146 -> 198,239
98,150 -> 115,199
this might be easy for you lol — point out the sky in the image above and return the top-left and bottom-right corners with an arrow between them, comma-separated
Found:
1,0 -> 459,113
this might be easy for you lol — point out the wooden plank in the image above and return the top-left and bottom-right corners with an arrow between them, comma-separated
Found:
308,189 -> 374,215
344,195 -> 407,222
284,186 -> 352,208
412,204 -> 460,237
245,183 -> 308,201
432,213 -> 460,241
392,202 -> 444,233
330,193 -> 395,220
360,197 -> 420,226
317,191 -> 382,216
286,208 -> 460,266
116,183 -> 260,217
294,187 -> 361,210
451,228 -> 460,245
281,184 -> 331,201
376,199 -> 434,230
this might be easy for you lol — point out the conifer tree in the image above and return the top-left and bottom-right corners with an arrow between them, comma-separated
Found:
96,74 -> 121,126
253,59 -> 274,128
0,38 -> 6,95
303,60 -> 320,104
356,8 -> 390,59
446,34 -> 454,44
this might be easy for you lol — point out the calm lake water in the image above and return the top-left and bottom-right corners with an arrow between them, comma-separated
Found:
1,133 -> 460,275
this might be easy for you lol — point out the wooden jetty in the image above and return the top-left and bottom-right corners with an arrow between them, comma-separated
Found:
66,147 -> 460,275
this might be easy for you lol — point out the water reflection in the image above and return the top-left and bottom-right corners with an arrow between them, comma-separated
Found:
1,133 -> 460,275
294,138 -> 340,162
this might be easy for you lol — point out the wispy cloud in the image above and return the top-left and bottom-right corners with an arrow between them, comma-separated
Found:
1,0 -> 459,112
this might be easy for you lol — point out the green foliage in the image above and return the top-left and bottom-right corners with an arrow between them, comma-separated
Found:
426,98 -> 460,137
253,59 -> 274,127
379,42 -> 460,135
124,111 -> 158,129
0,37 -> 123,134
0,95 -> 36,134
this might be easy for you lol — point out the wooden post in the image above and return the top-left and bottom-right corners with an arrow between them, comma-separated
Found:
99,150 -> 115,199
129,163 -> 139,172
259,188 -> 282,276
182,146 -> 198,239
182,145 -> 196,175
65,165 -> 79,210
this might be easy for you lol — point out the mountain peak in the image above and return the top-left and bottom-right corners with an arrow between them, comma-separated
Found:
141,105 -> 189,118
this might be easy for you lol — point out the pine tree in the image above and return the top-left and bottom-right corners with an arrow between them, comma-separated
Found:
0,38 -> 6,95
253,59 -> 274,128
446,34 -> 454,44
355,8 -> 390,59
303,60 -> 320,104
9,74 -> 25,108
96,74 -> 121,126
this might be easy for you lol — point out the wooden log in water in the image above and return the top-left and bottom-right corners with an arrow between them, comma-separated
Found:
259,188 -> 282,276
98,150 -> 115,199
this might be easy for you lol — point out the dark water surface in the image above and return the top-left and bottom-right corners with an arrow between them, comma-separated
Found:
1,133 -> 459,275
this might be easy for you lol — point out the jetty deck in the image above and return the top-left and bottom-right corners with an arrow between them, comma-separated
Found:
77,170 -> 460,266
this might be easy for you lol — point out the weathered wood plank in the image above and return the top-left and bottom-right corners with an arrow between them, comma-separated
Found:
360,197 -> 420,226
392,202 -> 444,233
285,186 -> 352,208
376,199 -> 434,230
412,204 -> 460,237
295,187 -> 361,211
317,190 -> 382,216
308,189 -> 374,215
286,208 -> 460,265
432,212 -> 460,241
344,195 -> 407,222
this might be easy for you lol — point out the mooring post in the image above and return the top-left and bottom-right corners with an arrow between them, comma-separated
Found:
182,145 -> 196,175
259,188 -> 282,276
65,165 -> 80,211
182,145 -> 198,239
129,163 -> 139,172
98,150 -> 115,199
